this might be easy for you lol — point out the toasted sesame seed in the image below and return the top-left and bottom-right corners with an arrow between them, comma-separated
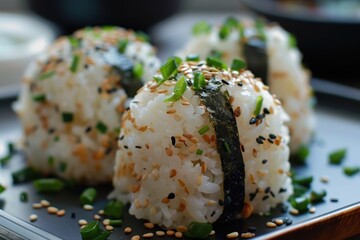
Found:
131,235 -> 140,240
56,209 -> 65,217
226,231 -> 239,238
78,219 -> 88,226
309,207 -> 316,213
176,225 -> 187,233
98,209 -> 104,215
103,219 -> 110,226
47,207 -> 58,214
105,225 -> 114,231
241,232 -> 256,238
144,222 -> 154,229
166,230 -> 175,236
124,227 -> 132,234
175,232 -> 183,238
40,200 -> 50,207
320,176 -> 329,183
80,225 -> 86,229
143,232 -> 154,238
210,230 -> 216,236
154,230 -> 165,237
274,218 -> 284,225
32,203 -> 42,209
83,204 -> 94,211
29,214 -> 38,222
93,214 -> 101,220
266,222 -> 277,228
290,208 -> 299,215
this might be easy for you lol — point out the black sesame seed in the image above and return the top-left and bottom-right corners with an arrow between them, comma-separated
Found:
106,88 -> 117,94
167,193 -> 175,199
85,126 -> 92,133
269,134 -> 277,139
123,145 -> 128,149
265,187 -> 270,194
135,146 -> 142,149
105,148 -> 112,155
126,107 -> 130,111
262,195 -> 269,201
263,108 -> 270,114
256,138 -> 264,144
279,188 -> 287,193
284,218 -> 292,226
267,138 -> 274,143
237,82 -> 243,87
48,128 -> 55,134
330,198 -> 339,203
256,113 -> 265,119
210,211 -> 216,217
262,159 -> 268,164
281,205 -> 289,213
171,136 -> 176,146
84,64 -> 89,69
120,135 -> 124,140
259,135 -> 266,140
97,87 -> 102,94
249,188 -> 259,201
71,212 -> 76,219
270,191 -> 275,198
221,79 -> 229,85
218,199 -> 224,206
132,101 -> 139,104
248,227 -> 257,233
187,80 -> 193,86
249,118 -> 257,125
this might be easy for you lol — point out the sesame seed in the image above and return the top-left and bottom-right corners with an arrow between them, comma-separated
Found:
290,208 -> 299,215
226,231 -> 239,238
330,198 -> 339,203
40,200 -> 50,207
103,219 -> 110,226
156,231 -> 165,236
166,230 -> 175,236
144,222 -> 154,229
131,235 -> 140,240
262,159 -> 267,164
56,209 -> 65,217
249,117 -> 257,125
176,225 -> 187,233
284,217 -> 293,226
29,214 -> 38,222
210,230 -> 216,236
269,133 -> 277,139
241,232 -> 256,238
93,214 -> 101,220
167,193 -> 176,199
320,176 -> 329,183
124,227 -> 132,234
175,232 -> 183,238
105,225 -> 114,231
71,212 -> 76,219
78,219 -> 88,226
32,203 -> 42,209
266,222 -> 277,228
143,232 -> 154,238
47,207 -> 58,214
83,204 -> 94,211
274,218 -> 284,225
309,207 -> 316,213
98,209 -> 104,215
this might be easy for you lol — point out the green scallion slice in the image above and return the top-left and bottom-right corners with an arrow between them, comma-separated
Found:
219,25 -> 230,40
253,95 -> 263,116
198,125 -> 210,135
70,55 -> 80,73
196,149 -> 203,155
62,112 -> 74,123
38,71 -> 55,80
102,25 -> 115,31
292,184 -> 308,198
109,220 -> 122,227
294,145 -> 310,165
12,167 -> 41,184
0,155 -> 11,166
310,190 -> 326,203
132,63 -> 144,79
223,141 -> 231,154
47,156 -> 54,166
96,121 -> 108,134
80,188 -> 97,205
329,148 -> 346,165
33,178 -> 65,193
206,56 -> 227,70
288,33 -> 297,48
80,221 -> 103,240
185,222 -> 213,239
160,58 -> 178,80
255,18 -> 266,40
193,72 -> 205,91
117,39 -> 128,53
292,175 -> 313,188
136,31 -> 150,42
154,76 -> 167,86
289,196 -> 309,213
164,76 -> 187,102
238,22 -> 245,39
68,36 -> 80,48
54,136 -> 60,142
192,21 -> 211,36
208,49 -> 223,59
32,94 -> 46,102
20,191 -> 28,202
186,54 -> 200,62
224,16 -> 239,28
104,199 -> 125,219
8,142 -> 15,155
114,127 -> 121,134
231,59 -> 246,71
0,184 -> 5,194
343,166 -> 360,176
59,162 -> 67,172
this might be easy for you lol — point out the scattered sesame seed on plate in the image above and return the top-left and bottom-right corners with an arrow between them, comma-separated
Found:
56,209 -> 65,217
274,218 -> 284,225
143,232 -> 154,238
144,222 -> 154,229
166,230 -> 175,236
78,219 -> 88,226
320,176 -> 329,183
131,235 -> 140,240
47,206 -> 58,214
226,231 -> 239,238
176,225 -> 187,232
266,222 -> 277,228
105,225 -> 114,231
103,219 -> 110,226
290,208 -> 299,215
175,232 -> 183,238
93,214 -> 101,220
309,206 -> 316,213
241,232 -> 256,238
40,200 -> 50,207
32,203 -> 42,209
209,230 -> 216,236
156,231 -> 165,236
124,227 -> 132,234
83,204 -> 94,211
98,209 -> 104,215
29,214 -> 38,222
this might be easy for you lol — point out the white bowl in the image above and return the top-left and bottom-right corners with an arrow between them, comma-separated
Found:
0,12 -> 56,98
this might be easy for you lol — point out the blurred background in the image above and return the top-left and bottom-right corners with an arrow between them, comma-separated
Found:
0,0 -> 360,99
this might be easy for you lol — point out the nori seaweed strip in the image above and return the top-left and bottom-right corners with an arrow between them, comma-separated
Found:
243,37 -> 268,84
102,47 -> 142,97
195,78 -> 245,222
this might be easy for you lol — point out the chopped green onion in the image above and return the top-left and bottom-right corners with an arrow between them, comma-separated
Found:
294,145 -> 310,165
47,156 -> 54,166
255,18 -> 266,40
20,192 -> 28,202
96,121 -> 108,134
59,162 -> 67,172
38,71 -> 55,80
154,76 -> 167,86
343,166 -> 360,176
68,36 -> 80,48
196,149 -> 203,155
231,59 -> 246,71
117,39 -> 128,53
136,31 -> 150,42
185,222 -> 213,239
62,112 -> 74,123
160,58 -> 178,80
80,220 -> 111,240
54,136 -> 60,142
109,220 -> 122,227
12,167 -> 41,184
238,22 -> 245,39
208,49 -> 223,59
70,55 -> 80,73
132,63 -> 144,79
223,141 -> 231,154
33,178 -> 65,193
114,127 -> 121,134
219,25 -> 230,40
104,199 -> 124,219
293,175 -> 313,188
8,142 -> 15,155
288,33 -> 297,48
292,184 -> 309,198
186,54 -> 200,62
198,125 -> 210,135
253,95 -> 263,116
329,148 -> 346,165
192,21 -> 212,36
224,16 -> 239,28
0,184 -> 5,194
310,190 -> 326,203
289,197 -> 309,213
0,155 -> 11,166
32,94 -> 46,102
193,72 -> 205,91
164,76 -> 187,102
206,56 -> 227,70
80,188 -> 97,205
102,25 -> 115,31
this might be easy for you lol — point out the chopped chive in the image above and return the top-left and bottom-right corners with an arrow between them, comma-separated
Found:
96,121 -> 108,134
136,31 -> 150,42
47,156 -> 54,166
80,220 -> 111,240
288,33 -> 297,48
20,191 -> 28,202
185,222 -> 213,239
193,72 -> 205,91
80,187 -> 97,205
132,63 -> 144,79
0,184 -> 5,194
164,76 -> 187,102
289,197 -> 309,213
7,142 -> 15,155
12,167 -> 41,184
0,155 -> 11,166
102,25 -> 115,31
68,36 -> 80,48
104,199 -> 124,219
255,18 -> 266,40
154,76 -> 167,86
70,55 -> 80,73
293,175 -> 313,188
224,16 -> 239,28
32,94 -> 46,102
54,136 -> 60,142
329,148 -> 346,165
117,39 -> 128,53
294,145 -> 310,164
231,59 -> 246,71
38,71 -> 55,80
223,141 -> 231,154
33,178 -> 65,193
186,54 -> 200,62
160,58 -> 178,80
196,149 -> 203,155
343,166 -> 360,176
310,190 -> 326,203
198,125 -> 210,135
114,127 -> 121,134
253,95 -> 263,116
62,112 -> 74,123
109,220 -> 122,227
219,25 -> 230,40
192,21 -> 212,36
206,56 -> 227,70
59,162 -> 67,172
292,184 -> 308,198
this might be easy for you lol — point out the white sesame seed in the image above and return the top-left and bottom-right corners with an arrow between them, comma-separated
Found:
176,225 -> 187,232
103,219 -> 110,226
83,204 -> 94,211
78,219 -> 88,226
175,232 -> 183,238
274,218 -> 284,225
210,230 -> 216,236
40,200 -> 50,207
156,231 -> 165,236
105,225 -> 114,231
143,232 -> 154,238
290,208 -> 299,215
56,209 -> 65,217
32,203 -> 42,209
124,227 -> 132,234
131,235 -> 140,240
226,231 -> 239,238
266,222 -> 277,228
144,222 -> 154,229
241,232 -> 256,238
29,214 -> 38,222
309,207 -> 316,213
166,230 -> 175,236
47,207 -> 58,214
98,209 -> 104,215
93,214 -> 101,220
320,176 -> 329,183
